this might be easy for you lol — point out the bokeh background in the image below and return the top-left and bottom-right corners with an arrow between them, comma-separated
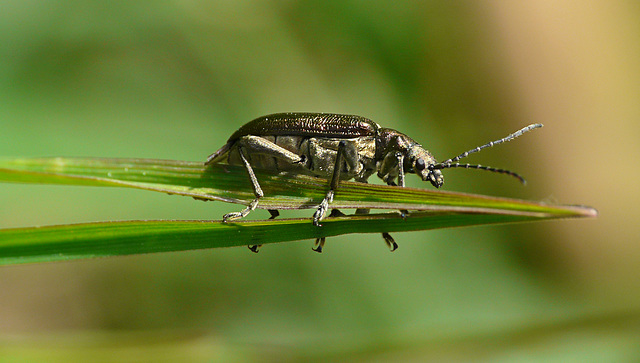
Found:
1,1 -> 638,361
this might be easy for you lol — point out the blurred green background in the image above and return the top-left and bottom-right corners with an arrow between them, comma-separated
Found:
0,1 -> 638,361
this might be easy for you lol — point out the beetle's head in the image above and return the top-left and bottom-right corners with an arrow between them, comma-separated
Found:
379,123 -> 543,189
406,144 -> 443,188
378,128 -> 444,188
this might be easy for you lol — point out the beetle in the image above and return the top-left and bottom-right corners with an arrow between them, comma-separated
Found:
206,112 -> 542,252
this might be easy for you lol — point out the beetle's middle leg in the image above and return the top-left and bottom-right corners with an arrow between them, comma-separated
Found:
313,140 -> 355,227
379,152 -> 410,218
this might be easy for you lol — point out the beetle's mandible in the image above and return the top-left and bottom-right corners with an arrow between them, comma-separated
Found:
206,112 -> 542,252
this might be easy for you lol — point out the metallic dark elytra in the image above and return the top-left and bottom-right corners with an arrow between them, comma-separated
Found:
206,112 -> 543,252
229,113 -> 378,140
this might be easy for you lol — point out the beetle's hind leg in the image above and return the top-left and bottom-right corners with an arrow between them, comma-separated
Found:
224,135 -> 304,223
223,146 -> 263,222
221,134 -> 306,251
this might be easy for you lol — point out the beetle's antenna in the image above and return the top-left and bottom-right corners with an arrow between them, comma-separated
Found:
430,123 -> 543,185
431,163 -> 527,184
439,123 -> 543,165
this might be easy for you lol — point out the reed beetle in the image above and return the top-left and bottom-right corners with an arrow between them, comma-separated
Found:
206,113 -> 542,252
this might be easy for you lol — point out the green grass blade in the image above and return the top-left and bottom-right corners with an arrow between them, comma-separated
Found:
0,157 -> 596,265
0,157 -> 594,215
0,209 -> 593,265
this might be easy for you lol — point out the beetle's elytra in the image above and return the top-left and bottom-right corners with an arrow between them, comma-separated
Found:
206,112 -> 543,253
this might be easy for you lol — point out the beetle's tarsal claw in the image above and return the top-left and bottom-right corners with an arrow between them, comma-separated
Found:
248,245 -> 261,253
313,237 -> 325,253
223,198 -> 260,222
382,232 -> 398,252
222,212 -> 239,222
313,190 -> 334,227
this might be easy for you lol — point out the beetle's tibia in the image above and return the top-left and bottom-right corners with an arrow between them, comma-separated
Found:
313,237 -> 325,253
382,232 -> 398,252
313,190 -> 334,227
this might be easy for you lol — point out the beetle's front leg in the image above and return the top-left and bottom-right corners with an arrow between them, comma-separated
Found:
378,151 -> 405,187
393,152 -> 410,219
395,152 -> 405,187
377,152 -> 400,186
313,140 -> 354,226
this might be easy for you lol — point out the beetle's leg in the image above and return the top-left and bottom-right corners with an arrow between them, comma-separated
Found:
353,206 -> 397,251
224,135 -> 304,223
375,157 -> 406,248
247,209 -> 279,253
393,152 -> 410,219
378,152 -> 400,186
313,140 -> 352,226
395,152 -> 405,187
248,245 -> 260,253
354,177 -> 398,251
354,208 -> 398,251
308,210 -> 345,253
312,237 -> 325,253
313,192 -> 333,227
237,135 -> 304,164
382,232 -> 398,252
353,171 -> 374,218
354,178 -> 371,216
223,146 -> 263,222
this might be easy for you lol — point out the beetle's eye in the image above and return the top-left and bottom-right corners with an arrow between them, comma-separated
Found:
415,158 -> 426,171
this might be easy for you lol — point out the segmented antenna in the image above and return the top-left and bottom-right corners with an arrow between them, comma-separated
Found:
441,123 -> 543,164
433,163 -> 527,184
431,123 -> 543,184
